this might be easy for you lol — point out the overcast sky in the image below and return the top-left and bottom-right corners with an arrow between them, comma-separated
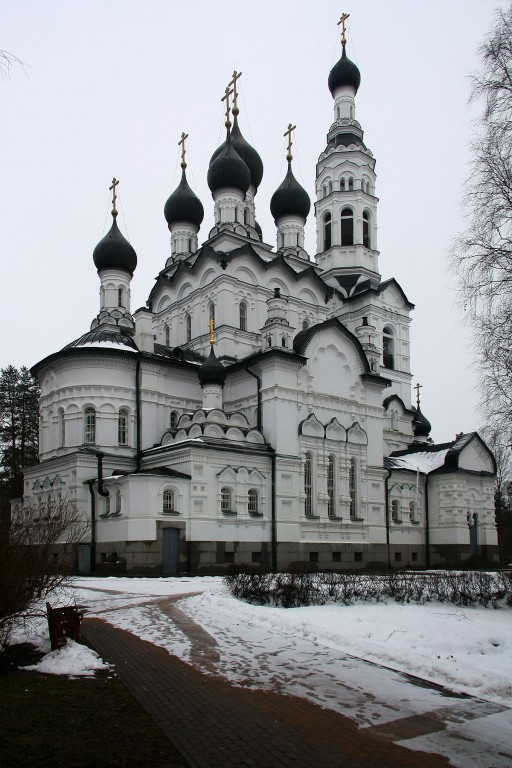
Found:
0,0 -> 504,442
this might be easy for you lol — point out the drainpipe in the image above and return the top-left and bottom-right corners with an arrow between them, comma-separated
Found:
136,354 -> 142,472
245,364 -> 262,432
425,474 -> 431,569
384,469 -> 391,569
87,480 -> 96,573
270,447 -> 277,571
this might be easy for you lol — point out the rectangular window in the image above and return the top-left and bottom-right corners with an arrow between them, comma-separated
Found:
354,551 -> 363,562
332,551 -> 341,563
411,552 -> 418,562
225,551 -> 234,564
309,551 -> 319,563
251,552 -> 261,564
394,552 -> 402,562
304,453 -> 313,516
327,456 -> 335,517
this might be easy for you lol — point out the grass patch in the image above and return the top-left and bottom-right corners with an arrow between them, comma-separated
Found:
0,645 -> 188,768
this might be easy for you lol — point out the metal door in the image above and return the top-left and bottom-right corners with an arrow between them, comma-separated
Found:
162,527 -> 180,575
77,544 -> 91,574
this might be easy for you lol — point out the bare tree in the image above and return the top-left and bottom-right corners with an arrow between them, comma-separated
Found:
0,50 -> 28,78
0,496 -> 87,648
450,4 -> 512,435
481,427 -> 512,564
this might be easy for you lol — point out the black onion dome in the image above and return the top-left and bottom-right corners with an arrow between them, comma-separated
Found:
230,115 -> 263,189
413,406 -> 432,438
164,169 -> 204,229
270,163 -> 311,221
93,217 -> 137,276
198,347 -> 227,387
207,130 -> 251,195
328,44 -> 361,96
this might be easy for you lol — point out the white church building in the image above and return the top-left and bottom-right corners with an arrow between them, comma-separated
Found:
22,23 -> 498,574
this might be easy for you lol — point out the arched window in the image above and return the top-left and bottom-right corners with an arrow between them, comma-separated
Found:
163,489 -> 175,513
170,410 -> 178,429
239,301 -> 247,331
340,178 -> 346,191
363,210 -> 371,248
164,324 -> 170,346
340,208 -> 354,246
209,302 -> 215,324
336,106 -> 340,119
323,211 -> 332,250
302,319 -> 309,330
391,410 -> 398,431
248,489 -> 259,515
84,407 -> 96,444
100,286 -> 105,308
304,452 -> 313,517
391,499 -> 400,523
115,490 -> 122,515
105,494 -> 110,515
118,408 -> 128,445
244,207 -> 249,225
281,336 -> 287,347
186,313 -> 192,343
327,455 -> 335,517
383,326 -> 395,370
221,487 -> 232,513
409,501 -> 416,523
349,458 -> 357,518
328,180 -> 332,194
118,287 -> 124,308
348,177 -> 354,191
59,408 -> 65,448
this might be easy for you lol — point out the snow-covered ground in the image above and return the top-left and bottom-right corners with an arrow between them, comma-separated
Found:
12,575 -> 512,767
14,575 -> 511,705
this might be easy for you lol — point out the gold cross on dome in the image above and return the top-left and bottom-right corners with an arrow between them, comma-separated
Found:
337,12 -> 350,46
209,317 -> 215,346
178,132 -> 188,169
109,177 -> 119,218
414,382 -> 422,408
221,86 -> 234,128
284,123 -> 296,163
228,70 -> 242,115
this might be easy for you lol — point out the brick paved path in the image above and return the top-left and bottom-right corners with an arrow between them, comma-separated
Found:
82,617 -> 451,768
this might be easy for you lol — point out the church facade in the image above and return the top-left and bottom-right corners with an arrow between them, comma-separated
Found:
22,25 -> 498,574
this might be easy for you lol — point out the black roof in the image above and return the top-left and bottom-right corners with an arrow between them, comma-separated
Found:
93,215 -> 137,276
328,44 -> 361,95
207,130 -> 251,195
270,162 -> 311,221
164,168 -> 204,229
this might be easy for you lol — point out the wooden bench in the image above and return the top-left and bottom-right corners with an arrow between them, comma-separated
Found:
46,602 -> 85,651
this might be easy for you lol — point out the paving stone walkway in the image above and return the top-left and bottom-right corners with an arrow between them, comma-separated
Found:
82,617 -> 452,768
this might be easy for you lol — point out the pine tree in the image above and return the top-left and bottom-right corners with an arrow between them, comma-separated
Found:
0,365 -> 39,502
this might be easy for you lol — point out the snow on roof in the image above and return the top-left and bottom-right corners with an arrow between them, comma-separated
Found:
76,340 -> 135,350
386,449 -> 449,474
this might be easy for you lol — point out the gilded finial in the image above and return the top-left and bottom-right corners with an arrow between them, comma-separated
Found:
178,132 -> 188,170
228,70 -> 242,116
109,177 -> 119,218
337,12 -> 350,47
209,317 -> 215,346
221,86 -> 234,129
284,123 -> 296,163
414,382 -> 422,409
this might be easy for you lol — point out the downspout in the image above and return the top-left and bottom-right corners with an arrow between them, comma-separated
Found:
135,354 -> 142,472
270,448 -> 277,571
87,480 -> 96,574
245,364 -> 262,432
384,469 -> 391,569
425,473 -> 431,569
246,363 -> 276,569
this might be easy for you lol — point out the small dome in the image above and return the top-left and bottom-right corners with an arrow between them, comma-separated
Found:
198,347 -> 227,387
164,169 -> 204,229
207,130 -> 251,195
413,406 -> 431,438
230,115 -> 263,190
328,44 -> 361,96
270,163 -> 311,221
93,216 -> 137,276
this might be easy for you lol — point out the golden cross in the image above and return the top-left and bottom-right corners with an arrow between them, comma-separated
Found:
109,177 -> 119,218
221,86 -> 234,128
228,70 -> 242,115
337,12 -> 350,46
414,382 -> 422,408
209,318 -> 215,346
284,123 -> 296,163
178,132 -> 188,170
